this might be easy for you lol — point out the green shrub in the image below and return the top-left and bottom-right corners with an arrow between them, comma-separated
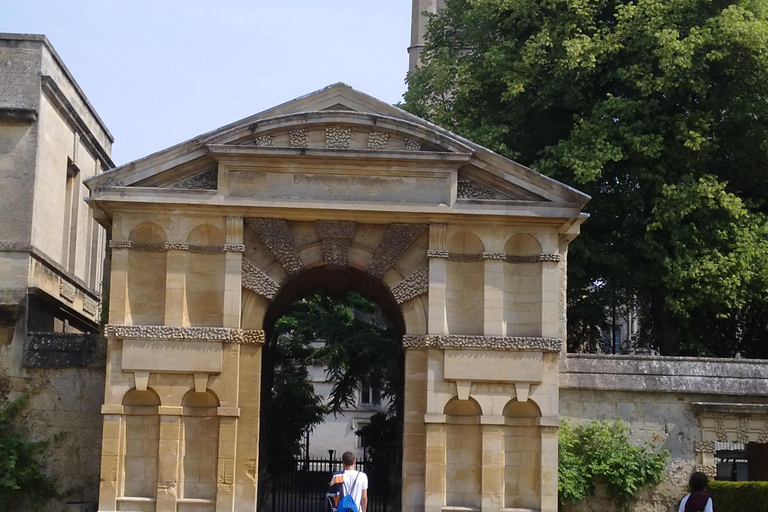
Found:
708,481 -> 768,512
559,420 -> 669,509
0,394 -> 62,512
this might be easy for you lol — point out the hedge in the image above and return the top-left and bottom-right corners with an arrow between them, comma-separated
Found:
708,481 -> 768,512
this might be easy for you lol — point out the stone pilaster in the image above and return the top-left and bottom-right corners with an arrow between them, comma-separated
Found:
424,422 -> 446,512
541,261 -> 560,338
156,410 -> 182,511
234,343 -> 261,512
484,259 -> 504,336
109,247 -> 129,324
428,224 -> 447,334
216,415 -> 238,511
481,422 -> 505,511
97,413 -> 122,512
224,217 -> 243,328
540,426 -> 559,512
164,250 -> 188,326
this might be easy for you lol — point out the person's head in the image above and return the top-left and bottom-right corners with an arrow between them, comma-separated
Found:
342,451 -> 356,468
689,472 -> 709,492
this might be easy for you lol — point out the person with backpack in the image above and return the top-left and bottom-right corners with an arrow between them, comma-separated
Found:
678,471 -> 715,512
327,451 -> 368,512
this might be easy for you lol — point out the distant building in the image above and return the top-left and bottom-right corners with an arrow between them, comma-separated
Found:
0,33 -> 113,510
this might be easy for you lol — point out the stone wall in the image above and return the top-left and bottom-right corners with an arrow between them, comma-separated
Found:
560,354 -> 768,512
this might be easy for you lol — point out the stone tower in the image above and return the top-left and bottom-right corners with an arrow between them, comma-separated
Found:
408,0 -> 445,72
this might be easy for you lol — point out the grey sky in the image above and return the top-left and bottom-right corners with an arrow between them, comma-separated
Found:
5,1 -> 413,166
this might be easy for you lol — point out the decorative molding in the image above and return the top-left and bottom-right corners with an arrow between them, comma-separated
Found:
737,416 -> 750,444
0,241 -> 32,252
317,221 -> 356,269
290,129 -> 308,148
83,296 -> 99,316
107,241 -> 242,254
325,126 -> 351,149
168,169 -> 218,190
105,324 -> 265,344
402,335 -> 562,352
427,249 -> 448,259
427,250 -> 561,263
59,279 -> 76,303
367,132 -> 389,150
244,218 -> 304,275
403,138 -> 422,151
694,465 -> 717,478
759,418 -> 768,444
714,417 -> 728,442
391,265 -> 429,304
367,223 -> 427,280
693,441 -> 715,453
254,134 -> 274,147
457,178 -> 505,200
241,259 -> 280,300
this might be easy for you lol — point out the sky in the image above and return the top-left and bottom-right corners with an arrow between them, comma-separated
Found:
4,1 -> 413,166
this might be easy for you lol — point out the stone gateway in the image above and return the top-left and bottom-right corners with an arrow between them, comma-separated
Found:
86,83 -> 589,512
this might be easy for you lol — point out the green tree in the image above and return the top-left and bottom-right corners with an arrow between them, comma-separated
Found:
0,394 -> 62,512
405,0 -> 768,356
259,292 -> 400,471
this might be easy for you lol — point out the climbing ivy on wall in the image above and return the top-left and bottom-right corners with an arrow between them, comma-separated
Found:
0,394 -> 62,512
559,420 -> 669,509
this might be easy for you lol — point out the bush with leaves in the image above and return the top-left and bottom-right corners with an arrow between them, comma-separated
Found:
0,394 -> 62,512
559,420 -> 669,509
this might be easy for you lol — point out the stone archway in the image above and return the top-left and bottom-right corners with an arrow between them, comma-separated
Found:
88,84 -> 588,512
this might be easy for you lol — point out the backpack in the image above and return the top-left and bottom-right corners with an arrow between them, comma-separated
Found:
336,472 -> 360,512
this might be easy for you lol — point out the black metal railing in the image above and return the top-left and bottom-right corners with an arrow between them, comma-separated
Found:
266,455 -> 392,512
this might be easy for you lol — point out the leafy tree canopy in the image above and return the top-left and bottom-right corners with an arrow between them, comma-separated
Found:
405,0 -> 768,356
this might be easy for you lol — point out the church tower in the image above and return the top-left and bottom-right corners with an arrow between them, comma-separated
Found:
408,0 -> 445,72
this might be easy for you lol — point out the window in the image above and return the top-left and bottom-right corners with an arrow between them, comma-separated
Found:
360,385 -> 381,406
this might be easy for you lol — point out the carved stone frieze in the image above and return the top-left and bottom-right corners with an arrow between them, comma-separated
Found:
241,259 -> 280,300
254,134 -> 274,147
759,419 -> 768,444
694,465 -> 717,478
714,417 -> 727,442
428,251 -> 562,263
290,129 -> 308,148
108,241 -> 240,254
693,441 -> 715,453
402,335 -> 562,352
391,265 -> 429,304
83,296 -> 99,316
366,223 -> 427,280
457,178 -> 505,200
317,221 -> 356,269
168,169 -> 218,190
403,138 -> 422,151
0,241 -> 32,252
427,249 -> 449,259
737,416 -> 750,444
326,126 -> 351,149
367,132 -> 389,150
245,218 -> 304,275
59,280 -> 76,303
105,324 -> 265,344
108,240 -> 132,249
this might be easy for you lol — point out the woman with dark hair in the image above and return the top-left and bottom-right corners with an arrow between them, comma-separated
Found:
678,472 -> 715,512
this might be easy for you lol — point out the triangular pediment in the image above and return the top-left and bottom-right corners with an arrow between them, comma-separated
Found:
85,83 -> 589,211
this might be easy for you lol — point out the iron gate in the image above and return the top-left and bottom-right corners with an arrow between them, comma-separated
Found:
263,455 -> 393,512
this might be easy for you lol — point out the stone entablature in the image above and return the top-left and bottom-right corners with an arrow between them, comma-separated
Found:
403,335 -> 562,352
427,250 -> 561,263
108,240 -> 245,253
104,324 -> 265,344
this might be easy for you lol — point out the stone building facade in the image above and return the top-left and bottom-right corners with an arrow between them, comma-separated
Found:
85,83 -> 588,512
0,33 -> 113,509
